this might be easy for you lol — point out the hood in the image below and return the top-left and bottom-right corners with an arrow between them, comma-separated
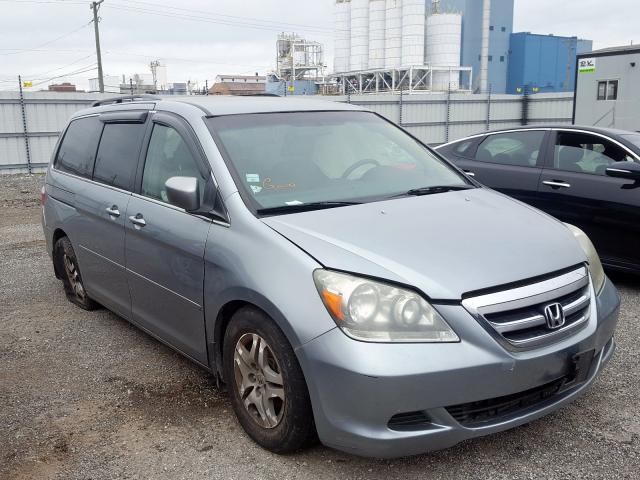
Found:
262,188 -> 586,300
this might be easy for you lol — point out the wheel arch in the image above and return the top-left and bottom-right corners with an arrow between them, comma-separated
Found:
206,289 -> 301,378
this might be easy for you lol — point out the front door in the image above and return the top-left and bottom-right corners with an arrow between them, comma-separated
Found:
125,114 -> 212,363
458,130 -> 549,208
538,130 -> 640,270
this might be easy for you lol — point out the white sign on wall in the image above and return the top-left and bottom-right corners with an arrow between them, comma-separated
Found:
578,58 -> 596,73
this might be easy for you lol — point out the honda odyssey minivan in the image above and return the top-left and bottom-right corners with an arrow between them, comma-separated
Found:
42,95 -> 620,458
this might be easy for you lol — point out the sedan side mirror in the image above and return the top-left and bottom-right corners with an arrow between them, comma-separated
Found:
606,161 -> 640,180
165,176 -> 200,211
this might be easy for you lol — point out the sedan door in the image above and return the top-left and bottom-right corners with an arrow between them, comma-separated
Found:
446,130 -> 549,208
537,130 -> 640,270
125,113 -> 212,364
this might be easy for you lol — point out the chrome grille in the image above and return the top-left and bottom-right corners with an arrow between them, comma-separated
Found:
462,266 -> 592,349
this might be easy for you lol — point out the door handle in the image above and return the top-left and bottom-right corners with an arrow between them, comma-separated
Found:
463,170 -> 476,177
543,180 -> 571,189
128,214 -> 147,228
105,205 -> 120,217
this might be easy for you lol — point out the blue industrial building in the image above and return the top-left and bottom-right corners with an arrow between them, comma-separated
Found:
507,33 -> 593,94
438,0 -> 514,93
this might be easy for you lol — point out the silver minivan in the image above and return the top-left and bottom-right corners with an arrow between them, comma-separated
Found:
42,95 -> 620,458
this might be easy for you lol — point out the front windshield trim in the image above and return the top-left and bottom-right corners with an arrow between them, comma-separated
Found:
206,110 -> 475,217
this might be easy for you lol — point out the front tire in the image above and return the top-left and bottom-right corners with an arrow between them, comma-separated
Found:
222,307 -> 316,453
53,236 -> 99,311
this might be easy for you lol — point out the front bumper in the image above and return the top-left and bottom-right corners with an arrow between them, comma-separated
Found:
296,277 -> 620,458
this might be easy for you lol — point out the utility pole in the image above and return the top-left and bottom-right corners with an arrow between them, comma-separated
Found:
91,1 -> 105,93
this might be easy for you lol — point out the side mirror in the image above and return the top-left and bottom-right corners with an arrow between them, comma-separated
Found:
606,161 -> 640,180
165,176 -> 200,211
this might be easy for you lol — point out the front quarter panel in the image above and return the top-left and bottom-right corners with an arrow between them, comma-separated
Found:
203,193 -> 334,367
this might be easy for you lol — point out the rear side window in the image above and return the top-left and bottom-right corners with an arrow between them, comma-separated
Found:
55,116 -> 102,178
475,131 -> 545,167
452,139 -> 475,157
93,123 -> 146,190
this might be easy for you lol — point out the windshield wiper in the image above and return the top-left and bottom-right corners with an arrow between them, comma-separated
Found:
257,201 -> 361,216
390,184 -> 476,198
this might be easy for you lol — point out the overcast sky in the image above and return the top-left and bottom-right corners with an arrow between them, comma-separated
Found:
0,0 -> 638,91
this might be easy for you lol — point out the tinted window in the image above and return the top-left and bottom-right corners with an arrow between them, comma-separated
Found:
208,111 -> 468,210
621,134 -> 640,149
55,116 -> 102,178
475,131 -> 545,167
554,132 -> 633,175
93,123 -> 146,190
453,140 -> 475,157
141,124 -> 206,204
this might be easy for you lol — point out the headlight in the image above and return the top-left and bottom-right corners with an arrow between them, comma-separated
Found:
313,270 -> 459,343
565,224 -> 606,294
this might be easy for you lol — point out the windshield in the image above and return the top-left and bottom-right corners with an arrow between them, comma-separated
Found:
621,133 -> 640,150
207,111 -> 471,213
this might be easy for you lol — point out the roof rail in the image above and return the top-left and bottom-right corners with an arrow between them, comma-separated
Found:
91,94 -> 160,108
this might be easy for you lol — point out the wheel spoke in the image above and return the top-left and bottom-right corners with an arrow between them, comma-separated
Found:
248,334 -> 260,364
261,392 -> 279,427
245,388 -> 269,425
264,384 -> 284,401
235,340 -> 255,372
263,365 -> 283,386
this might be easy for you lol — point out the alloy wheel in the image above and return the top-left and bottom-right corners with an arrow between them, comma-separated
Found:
233,333 -> 285,429
63,253 -> 86,300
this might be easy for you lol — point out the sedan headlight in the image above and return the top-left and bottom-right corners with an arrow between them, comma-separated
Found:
565,224 -> 606,294
313,270 -> 459,343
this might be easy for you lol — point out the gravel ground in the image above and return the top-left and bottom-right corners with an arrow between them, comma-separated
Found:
1,174 -> 639,480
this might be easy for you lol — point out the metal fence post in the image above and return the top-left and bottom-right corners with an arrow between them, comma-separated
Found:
522,87 -> 530,126
18,75 -> 32,174
486,86 -> 492,131
399,88 -> 404,126
445,83 -> 452,143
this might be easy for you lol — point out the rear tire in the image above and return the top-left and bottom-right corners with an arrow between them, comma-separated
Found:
222,307 -> 316,453
53,236 -> 99,311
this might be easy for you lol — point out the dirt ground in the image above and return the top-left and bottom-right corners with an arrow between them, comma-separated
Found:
1,174 -> 639,480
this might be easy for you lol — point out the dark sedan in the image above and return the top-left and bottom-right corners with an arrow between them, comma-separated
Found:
435,126 -> 640,274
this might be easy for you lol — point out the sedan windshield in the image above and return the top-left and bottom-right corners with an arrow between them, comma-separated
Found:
207,111 -> 471,213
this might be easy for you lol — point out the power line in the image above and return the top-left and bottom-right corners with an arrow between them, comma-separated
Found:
103,3 -> 335,36
0,20 -> 92,56
31,63 -> 98,87
119,0 -> 333,32
23,52 -> 97,80
0,0 -> 85,4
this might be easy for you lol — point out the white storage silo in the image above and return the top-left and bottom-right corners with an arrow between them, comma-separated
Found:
384,0 -> 402,69
401,0 -> 426,66
350,0 -> 370,71
368,0 -> 386,69
334,0 -> 351,73
426,13 -> 462,90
